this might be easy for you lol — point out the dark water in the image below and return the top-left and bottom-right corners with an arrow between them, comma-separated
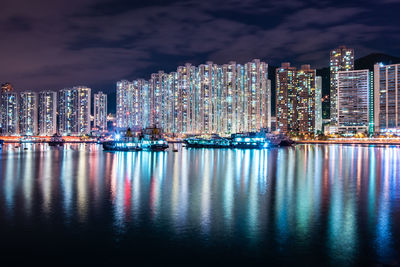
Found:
0,144 -> 400,266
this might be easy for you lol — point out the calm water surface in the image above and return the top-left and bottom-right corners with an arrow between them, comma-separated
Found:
0,144 -> 399,266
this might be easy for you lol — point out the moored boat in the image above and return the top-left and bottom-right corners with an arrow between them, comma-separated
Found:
102,128 -> 141,151
102,140 -> 141,151
48,134 -> 64,146
266,133 -> 295,147
230,133 -> 269,149
103,127 -> 168,152
184,135 -> 230,148
140,126 -> 169,151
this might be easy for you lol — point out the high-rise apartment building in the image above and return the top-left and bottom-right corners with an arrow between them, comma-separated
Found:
38,91 -> 57,136
116,59 -> 271,135
276,63 -> 297,135
76,86 -> 91,135
276,63 -> 316,135
0,82 -> 13,132
330,46 -> 354,132
295,65 -> 316,134
58,86 -> 91,135
2,92 -> 18,135
58,88 -> 78,135
337,70 -> 373,134
315,76 -> 323,133
116,80 -> 147,131
374,63 -> 400,133
93,91 -> 107,131
19,92 -> 38,135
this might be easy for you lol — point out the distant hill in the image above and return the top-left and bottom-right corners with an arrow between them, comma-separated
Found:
355,53 -> 400,71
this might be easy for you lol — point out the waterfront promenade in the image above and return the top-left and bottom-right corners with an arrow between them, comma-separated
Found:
297,138 -> 400,145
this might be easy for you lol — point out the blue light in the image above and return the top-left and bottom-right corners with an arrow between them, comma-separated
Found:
115,134 -> 121,141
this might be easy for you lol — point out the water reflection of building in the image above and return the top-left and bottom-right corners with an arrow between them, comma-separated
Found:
0,145 -> 399,265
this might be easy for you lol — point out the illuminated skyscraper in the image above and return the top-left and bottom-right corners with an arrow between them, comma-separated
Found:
116,59 -> 271,135
374,63 -> 400,133
276,63 -> 316,135
116,79 -> 148,131
38,91 -> 57,135
76,86 -> 91,135
116,80 -> 131,129
0,82 -> 13,132
330,46 -> 354,132
243,59 -> 270,133
2,92 -> 18,135
276,63 -> 297,134
19,92 -> 38,135
176,63 -> 194,133
149,71 -> 164,128
58,88 -> 78,135
315,76 -> 323,133
337,70 -> 372,134
58,86 -> 91,135
295,65 -> 316,135
93,91 -> 107,131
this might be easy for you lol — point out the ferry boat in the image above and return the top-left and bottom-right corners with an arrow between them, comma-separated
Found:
139,126 -> 169,151
103,139 -> 141,151
184,135 -> 230,148
103,127 -> 168,152
230,133 -> 270,149
48,134 -> 64,146
103,128 -> 141,151
20,136 -> 36,143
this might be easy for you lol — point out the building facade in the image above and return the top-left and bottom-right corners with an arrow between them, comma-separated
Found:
38,91 -> 57,136
93,91 -> 108,131
330,46 -> 354,132
337,70 -> 372,134
276,63 -> 297,135
58,86 -> 91,135
116,59 -> 271,135
0,83 -> 14,132
374,63 -> 400,134
276,63 -> 316,135
315,76 -> 323,133
2,92 -> 18,135
19,92 -> 38,135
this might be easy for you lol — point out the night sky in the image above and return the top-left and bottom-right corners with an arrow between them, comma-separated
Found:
1,0 -> 399,104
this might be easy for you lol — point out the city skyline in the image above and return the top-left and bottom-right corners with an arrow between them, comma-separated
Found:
1,55 -> 400,136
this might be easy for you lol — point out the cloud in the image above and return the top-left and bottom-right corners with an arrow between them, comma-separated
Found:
0,0 -> 398,95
